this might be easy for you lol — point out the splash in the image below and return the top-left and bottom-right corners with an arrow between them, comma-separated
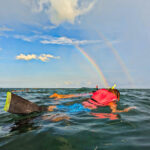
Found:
75,44 -> 109,88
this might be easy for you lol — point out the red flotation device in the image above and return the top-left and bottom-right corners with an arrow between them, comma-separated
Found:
82,89 -> 118,109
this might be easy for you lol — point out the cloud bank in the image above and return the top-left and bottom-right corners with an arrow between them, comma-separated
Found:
16,54 -> 60,62
22,0 -> 96,25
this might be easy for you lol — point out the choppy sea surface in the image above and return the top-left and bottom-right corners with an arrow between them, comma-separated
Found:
0,88 -> 150,150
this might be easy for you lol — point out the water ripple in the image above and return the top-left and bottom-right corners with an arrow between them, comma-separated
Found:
0,88 -> 150,150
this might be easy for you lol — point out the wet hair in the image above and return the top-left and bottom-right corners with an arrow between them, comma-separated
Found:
107,89 -> 120,100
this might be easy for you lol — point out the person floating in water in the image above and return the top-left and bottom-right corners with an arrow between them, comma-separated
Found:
4,86 -> 135,117
49,86 -> 136,120
49,88 -> 135,114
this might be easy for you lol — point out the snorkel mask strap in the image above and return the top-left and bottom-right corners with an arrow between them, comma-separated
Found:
111,84 -> 120,101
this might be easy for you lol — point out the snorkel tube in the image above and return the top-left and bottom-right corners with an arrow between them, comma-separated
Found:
110,84 -> 120,101
111,84 -> 116,89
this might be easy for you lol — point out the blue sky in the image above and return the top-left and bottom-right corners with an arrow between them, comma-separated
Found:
0,0 -> 149,88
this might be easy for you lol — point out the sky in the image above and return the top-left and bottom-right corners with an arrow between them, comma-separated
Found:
0,0 -> 150,88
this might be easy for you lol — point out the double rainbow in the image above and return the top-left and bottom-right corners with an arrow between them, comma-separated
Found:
75,44 -> 109,88
98,32 -> 134,87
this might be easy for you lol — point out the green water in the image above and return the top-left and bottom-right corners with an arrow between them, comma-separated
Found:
0,88 -> 150,150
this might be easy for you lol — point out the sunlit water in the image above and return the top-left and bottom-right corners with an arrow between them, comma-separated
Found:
0,88 -> 150,150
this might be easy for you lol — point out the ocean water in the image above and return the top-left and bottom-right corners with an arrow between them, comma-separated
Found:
0,88 -> 150,150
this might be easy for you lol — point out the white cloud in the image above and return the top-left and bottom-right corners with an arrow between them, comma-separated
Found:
16,53 -> 60,62
13,34 -> 101,45
11,31 -> 105,47
86,81 -> 92,86
16,54 -> 37,61
14,35 -> 36,42
64,81 -> 73,85
22,0 -> 97,25
9,31 -> 103,47
0,26 -> 13,32
41,37 -> 73,44
40,36 -> 101,45
38,54 -> 60,61
13,34 -> 52,42
12,33 -> 119,49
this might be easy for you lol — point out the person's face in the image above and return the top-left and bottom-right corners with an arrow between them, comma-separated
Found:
117,94 -> 120,101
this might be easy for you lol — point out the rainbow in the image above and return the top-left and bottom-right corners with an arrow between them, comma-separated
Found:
98,32 -> 134,87
75,44 -> 109,88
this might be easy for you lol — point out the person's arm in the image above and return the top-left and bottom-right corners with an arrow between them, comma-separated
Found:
108,102 -> 136,113
49,93 -> 93,100
49,93 -> 77,100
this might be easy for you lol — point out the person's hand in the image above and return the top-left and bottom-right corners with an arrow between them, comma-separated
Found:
47,106 -> 56,111
85,105 -> 97,110
123,106 -> 136,112
51,116 -> 70,122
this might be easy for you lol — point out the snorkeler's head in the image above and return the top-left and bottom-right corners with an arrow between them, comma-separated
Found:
107,89 -> 120,101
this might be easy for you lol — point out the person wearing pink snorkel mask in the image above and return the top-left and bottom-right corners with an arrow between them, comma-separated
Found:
48,86 -> 135,114
4,85 -> 135,122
